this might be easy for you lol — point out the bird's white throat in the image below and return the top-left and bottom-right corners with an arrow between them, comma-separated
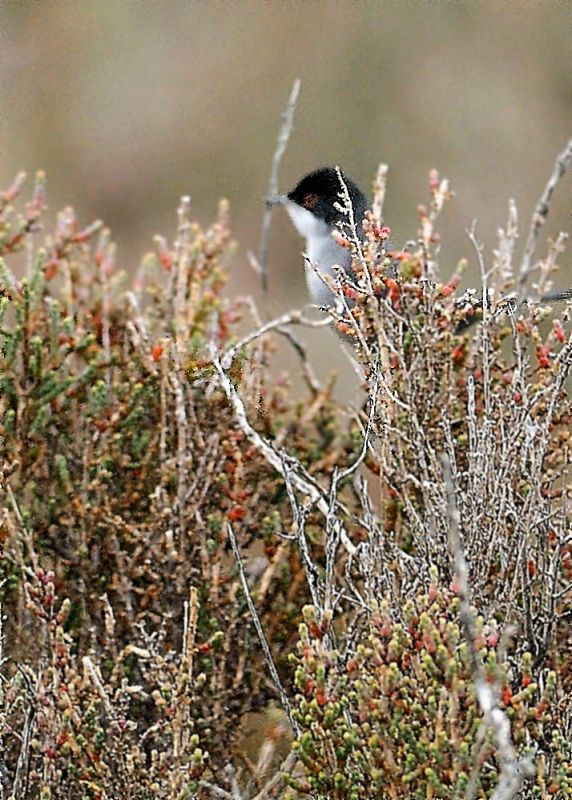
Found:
284,200 -> 329,240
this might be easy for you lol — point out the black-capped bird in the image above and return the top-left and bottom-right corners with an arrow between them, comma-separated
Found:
269,166 -> 372,308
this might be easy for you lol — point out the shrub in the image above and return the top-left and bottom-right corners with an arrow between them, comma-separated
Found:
1,141 -> 571,799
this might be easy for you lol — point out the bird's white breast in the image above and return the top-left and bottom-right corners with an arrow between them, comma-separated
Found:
284,200 -> 351,307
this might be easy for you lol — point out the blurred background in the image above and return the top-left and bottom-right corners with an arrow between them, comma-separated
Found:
1,1 -> 571,390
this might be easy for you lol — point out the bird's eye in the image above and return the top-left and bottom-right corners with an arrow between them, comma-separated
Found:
302,193 -> 319,209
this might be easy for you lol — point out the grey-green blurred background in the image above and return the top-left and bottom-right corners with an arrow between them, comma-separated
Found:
1,1 -> 571,380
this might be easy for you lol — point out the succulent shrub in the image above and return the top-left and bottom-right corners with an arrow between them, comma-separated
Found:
1,144 -> 571,800
289,584 -> 571,799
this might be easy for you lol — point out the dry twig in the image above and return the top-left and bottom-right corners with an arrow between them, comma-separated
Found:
441,456 -> 535,800
227,523 -> 300,736
256,79 -> 301,294
518,136 -> 572,298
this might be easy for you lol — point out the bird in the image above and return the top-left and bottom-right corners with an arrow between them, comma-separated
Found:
270,166 -> 572,323
269,166 -> 372,308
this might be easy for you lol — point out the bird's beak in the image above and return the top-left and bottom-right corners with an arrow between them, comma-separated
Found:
266,193 -> 288,208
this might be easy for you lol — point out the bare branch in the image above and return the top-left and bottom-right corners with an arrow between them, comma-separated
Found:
441,456 -> 535,800
227,523 -> 300,736
334,166 -> 371,292
221,306 -> 330,370
257,79 -> 301,294
211,349 -> 358,558
250,751 -> 297,800
198,781 -> 236,799
11,667 -> 38,800
371,163 -> 389,227
335,353 -> 380,484
518,136 -> 572,298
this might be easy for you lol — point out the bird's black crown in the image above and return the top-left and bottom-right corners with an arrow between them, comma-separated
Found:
287,167 -> 368,229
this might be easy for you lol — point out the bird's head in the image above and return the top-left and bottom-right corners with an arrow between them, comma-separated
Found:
270,166 -> 369,238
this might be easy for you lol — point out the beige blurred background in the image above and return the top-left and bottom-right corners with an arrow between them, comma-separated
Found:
1,1 -> 571,391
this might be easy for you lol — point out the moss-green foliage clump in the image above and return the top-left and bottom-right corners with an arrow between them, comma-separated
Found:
289,583 -> 570,799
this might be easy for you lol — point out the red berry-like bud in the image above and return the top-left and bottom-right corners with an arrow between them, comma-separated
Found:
552,319 -> 566,343
151,344 -> 164,361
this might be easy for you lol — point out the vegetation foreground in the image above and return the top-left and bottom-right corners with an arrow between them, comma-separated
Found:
0,146 -> 571,799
